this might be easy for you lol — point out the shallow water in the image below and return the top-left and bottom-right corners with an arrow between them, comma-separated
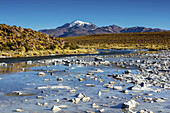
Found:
0,50 -> 169,113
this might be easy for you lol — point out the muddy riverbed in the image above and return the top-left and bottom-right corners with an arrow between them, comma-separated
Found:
0,50 -> 169,113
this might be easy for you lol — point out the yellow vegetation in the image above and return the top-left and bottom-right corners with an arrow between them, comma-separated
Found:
62,32 -> 170,50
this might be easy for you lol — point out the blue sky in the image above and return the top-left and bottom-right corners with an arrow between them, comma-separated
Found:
0,0 -> 170,30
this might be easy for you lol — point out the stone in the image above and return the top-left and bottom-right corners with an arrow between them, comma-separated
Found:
37,72 -> 46,76
51,105 -> 61,112
79,78 -> 84,81
12,91 -> 23,96
109,81 -> 116,84
129,85 -> 153,92
113,86 -> 122,90
52,62 -> 57,65
144,93 -> 153,96
112,96 -> 118,99
124,70 -> 132,74
75,75 -> 81,78
26,60 -> 32,64
71,98 -> 80,104
98,91 -> 102,97
70,88 -> 76,93
75,87 -> 79,89
44,79 -> 51,81
92,103 -> 100,108
86,111 -> 95,113
122,100 -> 139,110
56,78 -> 63,82
23,99 -> 27,102
82,97 -> 90,101
105,84 -> 113,88
58,105 -> 67,108
156,98 -> 166,103
94,78 -> 98,81
14,109 -> 24,112
43,102 -> 48,106
99,109 -> 105,112
37,96 -> 43,99
85,84 -> 95,87
137,109 -> 153,113
0,62 -> 7,67
95,57 -> 103,61
76,93 -> 86,99
37,102 -> 42,106
121,90 -> 129,94
56,99 -> 60,102
137,60 -> 141,63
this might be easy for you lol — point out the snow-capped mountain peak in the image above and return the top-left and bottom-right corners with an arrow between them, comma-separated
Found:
69,20 -> 93,27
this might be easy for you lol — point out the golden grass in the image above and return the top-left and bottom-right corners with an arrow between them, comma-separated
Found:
0,48 -> 97,57
62,31 -> 170,50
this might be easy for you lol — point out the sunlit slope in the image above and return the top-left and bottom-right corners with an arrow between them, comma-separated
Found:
62,32 -> 170,50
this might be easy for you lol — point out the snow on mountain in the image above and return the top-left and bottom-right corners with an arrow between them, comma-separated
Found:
69,20 -> 93,27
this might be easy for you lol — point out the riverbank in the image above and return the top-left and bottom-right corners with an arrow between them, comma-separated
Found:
0,48 -> 97,58
0,50 -> 169,113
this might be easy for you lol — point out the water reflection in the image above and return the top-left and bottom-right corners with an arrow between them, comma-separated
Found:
0,62 -> 44,75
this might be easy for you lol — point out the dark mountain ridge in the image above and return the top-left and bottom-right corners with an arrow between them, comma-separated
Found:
39,20 -> 167,37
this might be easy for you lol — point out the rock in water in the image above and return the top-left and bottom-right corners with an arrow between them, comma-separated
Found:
37,72 -> 46,76
82,97 -> 90,101
113,86 -> 122,90
76,93 -> 86,99
98,91 -> 102,97
122,100 -> 139,110
95,57 -> 103,61
99,109 -> 105,112
70,88 -> 76,93
85,84 -> 95,87
14,109 -> 24,112
51,105 -> 61,112
56,78 -> 63,82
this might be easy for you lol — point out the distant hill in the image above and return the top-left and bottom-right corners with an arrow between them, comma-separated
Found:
0,24 -> 65,52
39,20 -> 167,37
62,31 -> 170,50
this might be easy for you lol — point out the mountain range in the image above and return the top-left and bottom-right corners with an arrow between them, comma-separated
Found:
39,20 -> 167,37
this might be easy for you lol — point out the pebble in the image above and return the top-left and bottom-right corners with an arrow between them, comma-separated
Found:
14,109 -> 24,112
122,99 -> 139,110
51,105 -> 61,112
156,98 -> 166,103
113,86 -> 122,90
99,108 -> 105,112
121,90 -> 129,94
85,84 -> 95,87
70,88 -> 76,93
43,102 -> 48,106
56,78 -> 63,82
37,72 -> 46,76
92,103 -> 100,108
82,97 -> 90,101
79,78 -> 84,81
58,105 -> 67,108
37,102 -> 42,106
56,99 -> 60,102
112,96 -> 118,99
37,96 -> 43,99
98,91 -> 102,97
